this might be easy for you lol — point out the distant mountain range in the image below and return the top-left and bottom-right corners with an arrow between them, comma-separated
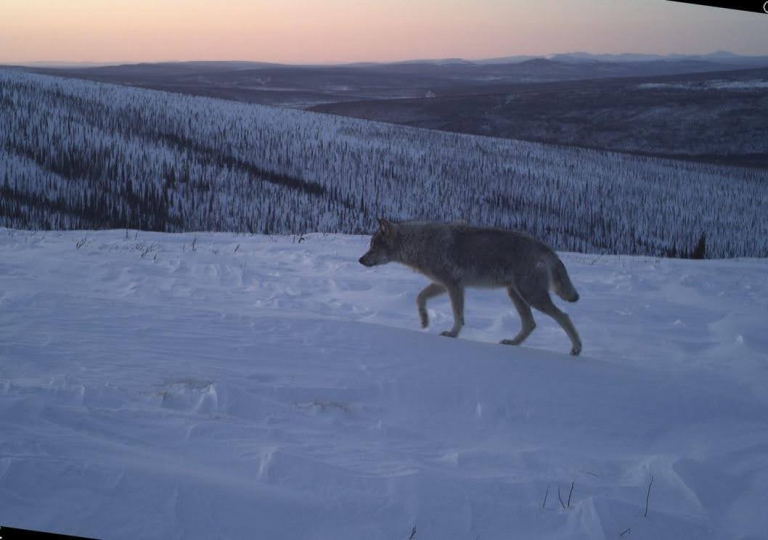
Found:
7,51 -> 767,112
10,51 -> 768,70
547,51 -> 768,64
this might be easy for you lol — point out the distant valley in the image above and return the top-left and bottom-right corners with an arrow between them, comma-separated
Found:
10,53 -> 768,167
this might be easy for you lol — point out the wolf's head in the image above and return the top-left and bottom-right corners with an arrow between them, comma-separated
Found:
359,218 -> 398,267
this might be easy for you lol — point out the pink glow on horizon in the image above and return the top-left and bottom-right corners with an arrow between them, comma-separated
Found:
1,0 -> 767,64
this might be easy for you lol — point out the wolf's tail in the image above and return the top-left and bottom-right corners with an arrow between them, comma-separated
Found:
551,259 -> 579,302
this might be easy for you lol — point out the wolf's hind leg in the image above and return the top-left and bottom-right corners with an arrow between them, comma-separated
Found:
524,289 -> 582,356
416,282 -> 446,328
501,286 -> 536,346
440,284 -> 465,338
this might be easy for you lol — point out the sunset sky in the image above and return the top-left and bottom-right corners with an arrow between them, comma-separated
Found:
1,0 -> 767,65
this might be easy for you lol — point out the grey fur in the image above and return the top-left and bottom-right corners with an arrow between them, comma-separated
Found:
359,219 -> 582,355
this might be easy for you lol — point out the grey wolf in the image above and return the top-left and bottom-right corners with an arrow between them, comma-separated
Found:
359,219 -> 582,355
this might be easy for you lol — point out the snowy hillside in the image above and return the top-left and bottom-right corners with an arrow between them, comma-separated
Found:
2,70 -> 768,258
1,229 -> 766,540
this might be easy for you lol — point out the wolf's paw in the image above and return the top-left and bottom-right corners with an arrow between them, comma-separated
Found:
419,311 -> 429,328
570,344 -> 582,356
500,339 -> 521,346
440,330 -> 458,338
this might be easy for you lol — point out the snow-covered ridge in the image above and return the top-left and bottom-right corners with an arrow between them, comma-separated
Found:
1,229 -> 767,539
2,70 -> 768,258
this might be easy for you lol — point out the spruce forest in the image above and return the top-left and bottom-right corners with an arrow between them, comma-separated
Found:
1,70 -> 766,258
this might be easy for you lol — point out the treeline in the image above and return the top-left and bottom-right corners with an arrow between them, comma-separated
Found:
1,70 -> 767,258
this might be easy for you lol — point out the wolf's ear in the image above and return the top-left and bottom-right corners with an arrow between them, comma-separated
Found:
377,217 -> 394,236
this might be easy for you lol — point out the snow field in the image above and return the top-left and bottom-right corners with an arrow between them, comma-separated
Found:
0,230 -> 767,540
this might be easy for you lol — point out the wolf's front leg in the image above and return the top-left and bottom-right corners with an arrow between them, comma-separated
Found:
416,282 -> 447,328
440,285 -> 465,338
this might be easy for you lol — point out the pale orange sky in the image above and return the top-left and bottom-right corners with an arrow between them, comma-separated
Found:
1,0 -> 767,64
